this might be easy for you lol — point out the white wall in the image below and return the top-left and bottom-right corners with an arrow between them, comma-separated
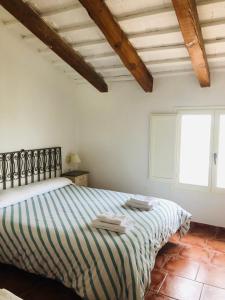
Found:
2,24 -> 225,228
0,27 -> 78,170
75,73 -> 225,227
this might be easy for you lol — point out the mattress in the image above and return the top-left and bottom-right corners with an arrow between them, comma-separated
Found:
0,183 -> 191,300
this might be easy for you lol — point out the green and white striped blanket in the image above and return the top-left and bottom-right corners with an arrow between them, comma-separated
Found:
0,184 -> 191,300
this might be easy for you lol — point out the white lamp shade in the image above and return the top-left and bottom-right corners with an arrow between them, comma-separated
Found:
70,153 -> 81,164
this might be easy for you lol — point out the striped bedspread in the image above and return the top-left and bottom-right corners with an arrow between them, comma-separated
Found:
0,184 -> 191,300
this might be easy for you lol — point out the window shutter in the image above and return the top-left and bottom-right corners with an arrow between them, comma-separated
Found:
150,114 -> 177,181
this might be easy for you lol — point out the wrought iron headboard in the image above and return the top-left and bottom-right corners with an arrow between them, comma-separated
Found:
0,147 -> 62,190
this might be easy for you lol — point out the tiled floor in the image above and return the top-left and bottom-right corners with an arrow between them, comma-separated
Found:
146,222 -> 225,300
0,222 -> 225,300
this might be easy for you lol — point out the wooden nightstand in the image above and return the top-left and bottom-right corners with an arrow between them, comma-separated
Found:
62,170 -> 89,187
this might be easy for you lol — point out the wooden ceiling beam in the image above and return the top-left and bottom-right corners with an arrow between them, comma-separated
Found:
78,0 -> 153,92
0,0 -> 108,92
172,0 -> 210,87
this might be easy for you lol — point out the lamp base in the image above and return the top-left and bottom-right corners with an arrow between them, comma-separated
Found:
72,163 -> 80,171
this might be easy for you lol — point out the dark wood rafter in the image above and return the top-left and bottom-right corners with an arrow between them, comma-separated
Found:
0,0 -> 108,92
79,0 -> 153,92
172,0 -> 210,87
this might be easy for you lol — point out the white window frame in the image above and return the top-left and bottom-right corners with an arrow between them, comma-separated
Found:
149,113 -> 177,183
211,110 -> 225,194
175,109 -> 215,192
149,107 -> 225,193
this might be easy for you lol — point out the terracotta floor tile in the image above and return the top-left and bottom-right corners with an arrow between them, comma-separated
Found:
180,233 -> 206,247
211,251 -> 225,267
160,274 -> 202,300
207,239 -> 225,253
180,245 -> 211,263
163,256 -> 199,280
189,222 -> 197,232
145,292 -> 173,300
196,264 -> 225,289
190,223 -> 217,240
159,242 -> 184,256
154,254 -> 170,269
200,284 -> 225,300
169,233 -> 180,243
215,228 -> 225,241
150,270 -> 167,293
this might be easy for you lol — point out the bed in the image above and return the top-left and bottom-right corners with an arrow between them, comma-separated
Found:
0,147 -> 191,300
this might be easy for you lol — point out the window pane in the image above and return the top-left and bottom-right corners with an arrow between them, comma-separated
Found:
179,114 -> 211,186
217,115 -> 225,188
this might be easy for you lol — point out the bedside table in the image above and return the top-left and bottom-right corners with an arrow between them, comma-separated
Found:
62,170 -> 89,187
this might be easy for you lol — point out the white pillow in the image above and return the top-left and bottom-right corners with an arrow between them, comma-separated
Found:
0,177 -> 72,209
0,289 -> 22,300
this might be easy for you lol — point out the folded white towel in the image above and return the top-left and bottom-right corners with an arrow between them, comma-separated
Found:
126,196 -> 159,211
92,219 -> 134,234
126,200 -> 153,211
130,195 -> 158,205
96,212 -> 127,225
0,289 -> 22,300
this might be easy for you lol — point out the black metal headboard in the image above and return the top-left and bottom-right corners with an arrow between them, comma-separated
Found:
0,147 -> 62,190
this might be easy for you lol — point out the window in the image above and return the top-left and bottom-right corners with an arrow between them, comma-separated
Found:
178,113 -> 212,187
215,112 -> 225,189
149,110 -> 225,192
177,110 -> 225,191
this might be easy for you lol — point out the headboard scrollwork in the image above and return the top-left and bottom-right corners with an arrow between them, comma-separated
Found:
0,147 -> 62,190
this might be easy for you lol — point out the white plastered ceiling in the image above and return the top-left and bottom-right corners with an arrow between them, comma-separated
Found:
1,0 -> 225,85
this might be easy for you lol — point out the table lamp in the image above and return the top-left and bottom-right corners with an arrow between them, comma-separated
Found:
69,153 -> 81,170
